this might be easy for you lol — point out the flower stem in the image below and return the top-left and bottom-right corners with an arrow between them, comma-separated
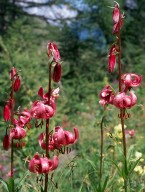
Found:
10,79 -> 14,179
44,63 -> 52,192
99,111 -> 105,183
117,17 -> 127,192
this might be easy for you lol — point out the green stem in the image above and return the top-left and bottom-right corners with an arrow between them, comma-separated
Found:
44,63 -> 52,192
99,110 -> 106,184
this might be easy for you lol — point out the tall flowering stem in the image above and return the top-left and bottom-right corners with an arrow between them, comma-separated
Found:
28,42 -> 79,191
44,63 -> 52,192
10,77 -> 15,179
117,7 -> 127,192
99,2 -> 142,191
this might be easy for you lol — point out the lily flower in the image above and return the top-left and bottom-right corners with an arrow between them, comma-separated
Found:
38,132 -> 56,150
121,73 -> 142,90
10,126 -> 26,139
99,85 -> 114,106
53,126 -> 79,146
113,91 -> 137,109
30,101 -> 54,119
28,153 -> 58,174
17,109 -> 31,127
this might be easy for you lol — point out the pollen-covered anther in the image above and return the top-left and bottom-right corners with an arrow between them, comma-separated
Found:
118,113 -> 121,118
127,113 -> 131,118
15,142 -> 19,148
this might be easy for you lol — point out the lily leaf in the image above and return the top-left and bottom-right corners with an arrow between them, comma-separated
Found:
8,177 -> 14,192
15,170 -> 30,191
0,178 -> 10,192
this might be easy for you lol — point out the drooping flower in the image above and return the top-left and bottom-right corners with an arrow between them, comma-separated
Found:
121,73 -> 142,90
52,63 -> 62,83
38,132 -> 56,150
53,126 -> 79,146
16,109 -> 31,127
28,153 -> 58,174
108,45 -> 117,73
99,85 -> 115,106
14,77 -> 21,92
3,134 -> 10,150
10,126 -> 26,139
30,101 -> 54,119
113,91 -> 137,109
3,105 -> 10,121
47,42 -> 60,62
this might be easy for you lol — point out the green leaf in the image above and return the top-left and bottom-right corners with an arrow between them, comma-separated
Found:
87,159 -> 97,171
102,176 -> 109,192
110,160 -> 122,177
15,170 -> 30,191
0,178 -> 10,192
41,186 -> 44,192
8,177 -> 14,192
88,172 -> 98,192
127,157 -> 141,179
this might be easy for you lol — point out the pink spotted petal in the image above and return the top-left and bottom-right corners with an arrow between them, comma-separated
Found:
38,87 -> 44,99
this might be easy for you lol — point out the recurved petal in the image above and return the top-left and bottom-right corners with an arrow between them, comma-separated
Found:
130,91 -> 137,106
52,156 -> 58,170
38,87 -> 44,99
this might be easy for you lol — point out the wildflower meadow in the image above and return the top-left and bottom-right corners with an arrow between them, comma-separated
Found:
1,1 -> 145,192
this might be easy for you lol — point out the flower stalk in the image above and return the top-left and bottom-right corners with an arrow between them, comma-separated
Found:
99,114 -> 105,182
117,12 -> 128,192
10,77 -> 15,179
44,63 -> 52,192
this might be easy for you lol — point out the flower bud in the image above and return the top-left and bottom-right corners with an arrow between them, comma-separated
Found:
3,105 -> 10,121
14,77 -> 21,92
52,63 -> 62,83
108,45 -> 116,73
10,67 -> 17,80
47,42 -> 60,62
3,134 -> 10,150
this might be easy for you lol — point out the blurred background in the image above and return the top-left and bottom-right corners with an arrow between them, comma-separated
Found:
0,0 -> 145,191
